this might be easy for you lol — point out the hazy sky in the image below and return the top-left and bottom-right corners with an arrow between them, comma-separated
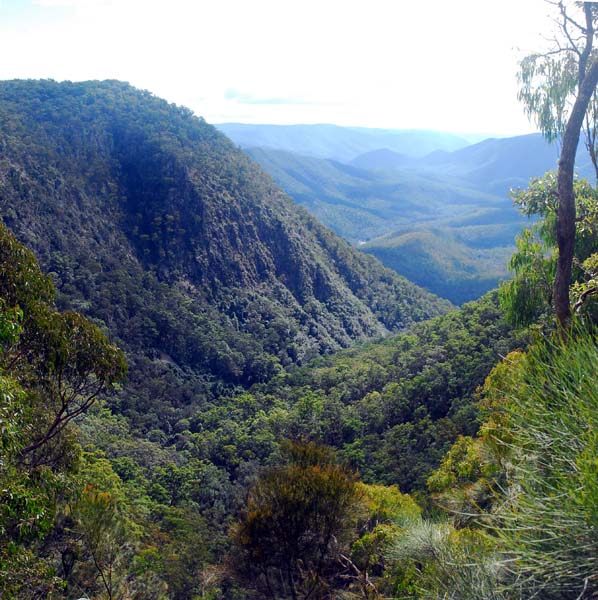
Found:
0,0 -> 557,134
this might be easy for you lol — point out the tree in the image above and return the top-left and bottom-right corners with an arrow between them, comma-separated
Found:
500,172 -> 598,326
0,224 -> 126,466
232,441 -> 361,599
0,223 -> 128,597
518,1 -> 598,328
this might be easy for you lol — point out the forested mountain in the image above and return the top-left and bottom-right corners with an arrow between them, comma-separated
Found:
0,79 -> 521,599
246,146 -> 522,303
227,127 -> 598,305
217,123 -> 472,162
0,207 -> 519,598
3,77 -> 583,600
0,80 -> 448,393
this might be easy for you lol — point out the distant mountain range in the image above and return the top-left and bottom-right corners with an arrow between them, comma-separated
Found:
245,147 -> 512,243
220,124 -> 595,304
216,123 -> 473,162
351,133 -> 594,194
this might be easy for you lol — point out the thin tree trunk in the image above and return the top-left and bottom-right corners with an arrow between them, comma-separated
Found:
555,60 -> 598,329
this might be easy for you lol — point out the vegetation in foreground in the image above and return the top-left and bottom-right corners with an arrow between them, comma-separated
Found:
3,3 -> 598,597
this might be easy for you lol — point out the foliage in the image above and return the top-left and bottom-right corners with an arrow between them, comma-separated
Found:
407,326 -> 598,599
487,329 -> 598,598
0,223 -> 129,598
500,172 -> 598,326
0,80 -> 533,598
517,3 -> 598,155
255,292 -> 523,492
349,483 -> 421,598
232,441 -> 361,599
517,1 -> 598,328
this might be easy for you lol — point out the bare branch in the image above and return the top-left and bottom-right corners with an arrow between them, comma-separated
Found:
573,284 -> 598,313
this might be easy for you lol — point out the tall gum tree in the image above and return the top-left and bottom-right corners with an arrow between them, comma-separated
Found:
519,1 -> 598,328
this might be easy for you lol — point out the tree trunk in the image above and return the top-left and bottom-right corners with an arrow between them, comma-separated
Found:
555,60 -> 598,329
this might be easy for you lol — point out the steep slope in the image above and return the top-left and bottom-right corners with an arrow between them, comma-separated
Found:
0,79 -> 449,427
217,123 -> 471,162
245,146 -> 524,303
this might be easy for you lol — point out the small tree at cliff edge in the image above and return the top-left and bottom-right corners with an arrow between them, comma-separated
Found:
518,1 -> 598,328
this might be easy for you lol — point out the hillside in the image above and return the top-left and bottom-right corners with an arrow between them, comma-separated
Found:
0,208 -> 521,599
226,128 -> 598,304
0,80 -> 449,423
245,145 -> 523,303
0,80 -> 539,600
217,123 -> 471,162
246,147 -> 511,242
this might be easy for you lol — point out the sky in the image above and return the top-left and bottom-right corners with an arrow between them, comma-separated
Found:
0,0 -> 558,135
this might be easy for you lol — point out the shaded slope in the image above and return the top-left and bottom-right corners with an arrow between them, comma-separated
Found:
0,80 -> 449,428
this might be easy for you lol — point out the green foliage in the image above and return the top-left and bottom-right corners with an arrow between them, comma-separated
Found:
0,223 -> 129,598
500,172 -> 598,326
232,441 -> 360,598
518,52 -> 579,143
0,375 -> 64,598
427,436 -> 483,494
517,2 -> 598,155
357,482 -> 421,528
412,329 -> 598,599
571,251 -> 598,311
257,292 -> 522,492
0,80 -> 534,598
489,329 -> 598,598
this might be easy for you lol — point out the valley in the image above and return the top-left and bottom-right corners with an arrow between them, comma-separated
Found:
1,63 -> 598,599
219,123 -> 594,304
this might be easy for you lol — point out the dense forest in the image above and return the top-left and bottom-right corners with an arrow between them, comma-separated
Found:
3,3 -> 598,595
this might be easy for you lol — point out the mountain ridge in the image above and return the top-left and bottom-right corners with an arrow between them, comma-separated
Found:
0,80 -> 449,406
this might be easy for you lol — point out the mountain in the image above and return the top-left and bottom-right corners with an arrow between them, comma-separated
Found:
246,146 -> 511,243
361,227 -> 518,305
350,148 -> 417,170
352,133 -> 595,194
0,79 -> 450,428
245,145 -> 524,303
216,123 -> 471,162
236,131 -> 598,304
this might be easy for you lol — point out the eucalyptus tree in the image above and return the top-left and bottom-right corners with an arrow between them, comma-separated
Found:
518,1 -> 598,328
